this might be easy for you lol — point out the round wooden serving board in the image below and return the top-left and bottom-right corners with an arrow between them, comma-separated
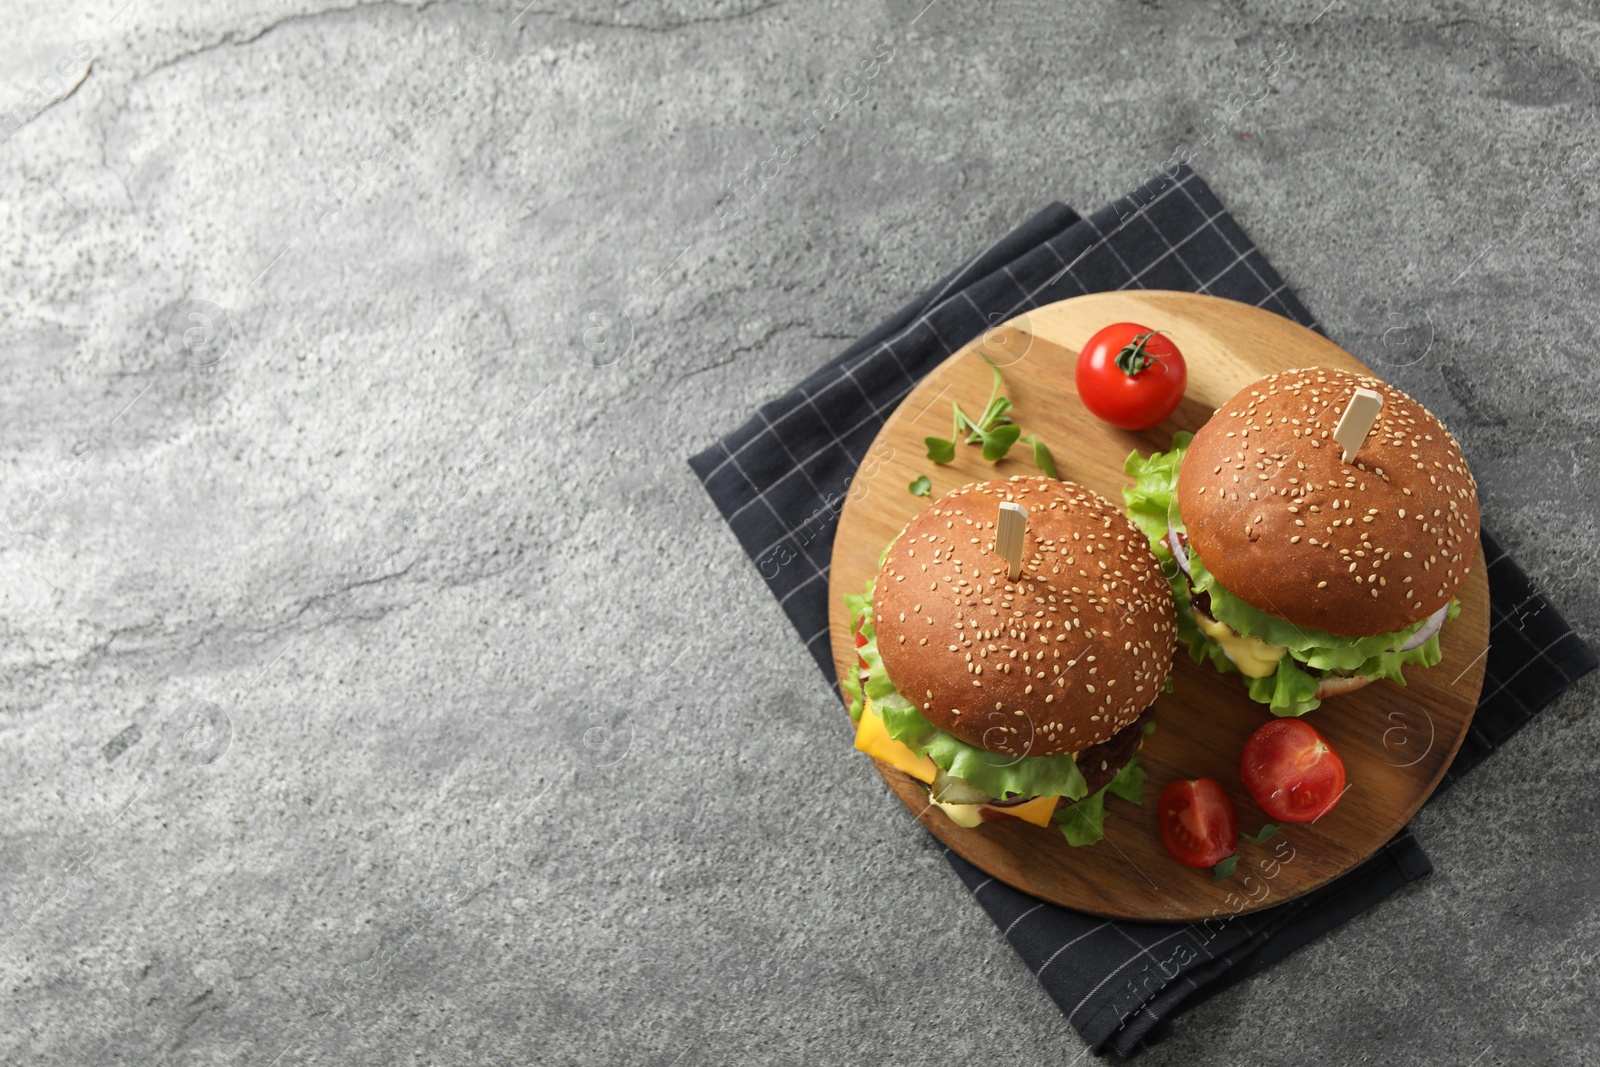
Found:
828,291 -> 1489,922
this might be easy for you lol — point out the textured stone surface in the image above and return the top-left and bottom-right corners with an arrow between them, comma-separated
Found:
1,1 -> 1596,1064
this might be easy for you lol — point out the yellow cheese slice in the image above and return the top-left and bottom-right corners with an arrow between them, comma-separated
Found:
929,794 -> 1059,828
1195,611 -> 1286,678
987,793 -> 1060,828
854,700 -> 937,784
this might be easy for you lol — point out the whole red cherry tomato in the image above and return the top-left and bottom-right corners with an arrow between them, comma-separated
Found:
1158,778 -> 1237,868
1075,322 -> 1187,430
1241,719 -> 1347,823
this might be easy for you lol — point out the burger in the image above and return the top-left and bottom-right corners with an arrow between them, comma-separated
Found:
841,477 -> 1177,846
1124,366 -> 1480,717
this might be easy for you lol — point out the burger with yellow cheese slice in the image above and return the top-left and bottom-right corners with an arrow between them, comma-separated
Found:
842,476 -> 1177,846
1123,366 -> 1480,717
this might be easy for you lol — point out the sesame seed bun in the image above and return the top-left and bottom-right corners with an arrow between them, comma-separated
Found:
872,477 -> 1176,759
1177,367 -> 1480,638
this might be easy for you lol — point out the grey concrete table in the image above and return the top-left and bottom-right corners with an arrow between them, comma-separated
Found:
3,1 -> 1597,1064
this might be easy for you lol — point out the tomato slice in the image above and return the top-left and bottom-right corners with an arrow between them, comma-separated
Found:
1157,778 -> 1238,868
854,626 -> 869,671
1240,719 -> 1347,823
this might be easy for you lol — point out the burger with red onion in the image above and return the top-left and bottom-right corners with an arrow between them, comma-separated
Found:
1124,367 -> 1480,716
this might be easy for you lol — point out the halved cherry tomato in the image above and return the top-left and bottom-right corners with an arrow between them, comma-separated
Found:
1158,778 -> 1237,868
1075,322 -> 1187,430
1241,719 -> 1347,823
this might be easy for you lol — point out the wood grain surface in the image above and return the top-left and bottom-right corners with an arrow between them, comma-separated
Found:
827,291 -> 1489,922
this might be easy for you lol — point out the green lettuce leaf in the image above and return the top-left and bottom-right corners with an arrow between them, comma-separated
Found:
1124,434 -> 1224,684
1055,754 -> 1148,847
1057,788 -> 1106,846
1121,440 -> 1460,716
1244,654 -> 1323,717
1105,748 -> 1148,804
1123,430 -> 1192,548
841,589 -> 873,723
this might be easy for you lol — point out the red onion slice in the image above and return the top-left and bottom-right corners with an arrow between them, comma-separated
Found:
1165,516 -> 1191,579
1395,604 -> 1449,652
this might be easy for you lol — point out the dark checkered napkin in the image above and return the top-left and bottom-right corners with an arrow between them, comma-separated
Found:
687,164 -> 1597,1059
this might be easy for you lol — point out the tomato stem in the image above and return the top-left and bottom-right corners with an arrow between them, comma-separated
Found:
1114,331 -> 1165,376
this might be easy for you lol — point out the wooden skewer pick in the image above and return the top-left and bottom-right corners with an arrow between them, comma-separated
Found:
1333,387 -> 1384,463
996,502 -> 1028,581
